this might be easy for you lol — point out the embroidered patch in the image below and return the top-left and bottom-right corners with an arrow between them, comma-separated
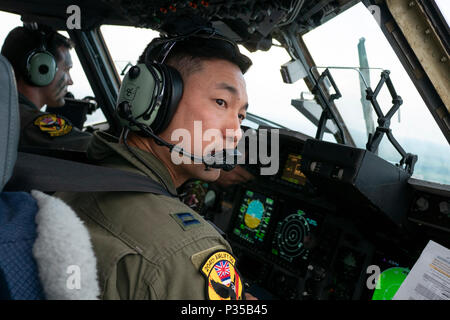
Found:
170,212 -> 201,230
33,114 -> 72,137
200,250 -> 244,300
191,246 -> 224,270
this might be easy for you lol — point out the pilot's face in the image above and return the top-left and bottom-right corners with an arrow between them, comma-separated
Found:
43,46 -> 73,107
159,58 -> 248,183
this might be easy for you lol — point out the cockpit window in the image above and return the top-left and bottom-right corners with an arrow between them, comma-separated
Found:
435,0 -> 450,27
240,44 -> 322,140
0,11 -> 20,43
100,25 -> 158,81
302,2 -> 449,185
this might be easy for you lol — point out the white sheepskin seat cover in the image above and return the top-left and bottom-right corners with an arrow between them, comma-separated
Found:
31,190 -> 99,300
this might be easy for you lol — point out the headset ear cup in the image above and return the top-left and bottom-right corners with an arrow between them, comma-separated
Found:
150,64 -> 183,134
26,50 -> 57,86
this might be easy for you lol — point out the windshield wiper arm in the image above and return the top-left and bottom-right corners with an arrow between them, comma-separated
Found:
310,68 -> 347,144
366,70 -> 418,174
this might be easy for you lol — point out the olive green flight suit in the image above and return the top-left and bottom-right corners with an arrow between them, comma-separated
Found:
19,93 -> 92,152
56,131 -> 235,300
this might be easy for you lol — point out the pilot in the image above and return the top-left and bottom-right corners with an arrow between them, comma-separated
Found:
56,24 -> 256,300
1,26 -> 92,152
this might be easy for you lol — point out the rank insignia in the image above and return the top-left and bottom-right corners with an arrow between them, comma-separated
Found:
34,114 -> 73,137
200,250 -> 244,300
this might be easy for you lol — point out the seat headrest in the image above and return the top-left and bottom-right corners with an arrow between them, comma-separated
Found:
0,54 -> 20,191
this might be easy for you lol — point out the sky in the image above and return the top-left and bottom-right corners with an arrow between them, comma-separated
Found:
0,2 -> 448,183
435,0 -> 450,25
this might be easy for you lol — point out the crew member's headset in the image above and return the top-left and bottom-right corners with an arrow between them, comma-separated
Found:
23,26 -> 57,87
116,27 -> 252,174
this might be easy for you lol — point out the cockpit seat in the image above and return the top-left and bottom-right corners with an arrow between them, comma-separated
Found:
0,54 -> 99,300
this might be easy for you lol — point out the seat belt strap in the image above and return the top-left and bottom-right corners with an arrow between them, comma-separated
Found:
4,152 -> 175,198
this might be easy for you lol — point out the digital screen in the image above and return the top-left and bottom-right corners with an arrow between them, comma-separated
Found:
281,153 -> 307,186
271,204 -> 321,264
232,190 -> 275,245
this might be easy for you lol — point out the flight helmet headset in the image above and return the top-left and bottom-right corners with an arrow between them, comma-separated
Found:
23,25 -> 58,87
116,26 -> 252,136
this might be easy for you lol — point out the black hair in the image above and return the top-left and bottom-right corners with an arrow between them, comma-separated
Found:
137,33 -> 252,81
1,26 -> 74,80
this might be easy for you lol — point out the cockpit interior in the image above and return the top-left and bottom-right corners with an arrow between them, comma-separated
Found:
0,0 -> 449,301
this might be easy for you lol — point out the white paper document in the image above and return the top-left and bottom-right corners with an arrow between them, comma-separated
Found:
393,240 -> 450,300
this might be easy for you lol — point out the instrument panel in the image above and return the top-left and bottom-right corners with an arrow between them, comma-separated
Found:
228,188 -> 323,272
225,182 -> 376,300
280,153 -> 308,186
221,131 -> 375,299
182,128 -> 449,300
188,129 -> 370,299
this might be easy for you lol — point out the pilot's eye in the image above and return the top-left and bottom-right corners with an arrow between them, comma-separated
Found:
215,99 -> 226,107
238,114 -> 246,121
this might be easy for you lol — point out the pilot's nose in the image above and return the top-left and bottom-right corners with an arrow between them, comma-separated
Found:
67,72 -> 74,86
224,114 -> 243,149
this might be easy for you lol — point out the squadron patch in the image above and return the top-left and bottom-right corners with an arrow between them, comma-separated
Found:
33,114 -> 72,137
200,250 -> 244,300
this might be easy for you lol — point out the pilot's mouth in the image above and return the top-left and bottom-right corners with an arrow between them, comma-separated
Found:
206,148 -> 242,161
203,149 -> 221,162
204,146 -> 222,157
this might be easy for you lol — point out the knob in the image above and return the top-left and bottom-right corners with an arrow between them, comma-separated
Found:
416,197 -> 429,211
439,201 -> 449,215
313,266 -> 326,281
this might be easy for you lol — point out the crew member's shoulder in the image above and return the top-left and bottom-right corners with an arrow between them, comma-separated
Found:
93,191 -> 228,257
30,113 -> 74,138
19,106 -> 91,151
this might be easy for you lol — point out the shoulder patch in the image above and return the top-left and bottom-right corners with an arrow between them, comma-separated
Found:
191,245 -> 224,270
170,212 -> 201,231
33,113 -> 72,137
200,250 -> 244,300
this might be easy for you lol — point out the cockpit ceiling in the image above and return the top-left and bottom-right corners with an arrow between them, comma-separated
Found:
0,0 -> 359,51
